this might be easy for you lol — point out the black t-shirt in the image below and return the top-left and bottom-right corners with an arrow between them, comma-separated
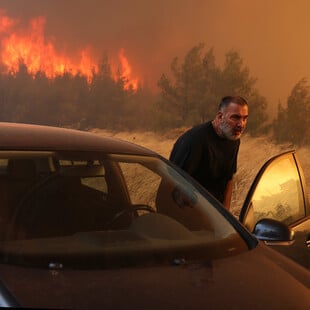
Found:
169,121 -> 240,202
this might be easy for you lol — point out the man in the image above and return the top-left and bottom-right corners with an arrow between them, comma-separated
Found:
169,96 -> 248,210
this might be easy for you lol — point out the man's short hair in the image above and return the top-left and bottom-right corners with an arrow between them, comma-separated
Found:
219,96 -> 248,110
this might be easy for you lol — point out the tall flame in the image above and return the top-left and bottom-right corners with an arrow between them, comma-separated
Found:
118,48 -> 139,91
0,9 -> 139,90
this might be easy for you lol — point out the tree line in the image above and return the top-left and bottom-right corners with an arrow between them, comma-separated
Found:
0,44 -> 309,146
0,57 -> 157,131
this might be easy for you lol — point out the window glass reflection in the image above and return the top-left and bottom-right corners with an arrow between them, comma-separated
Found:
251,156 -> 305,225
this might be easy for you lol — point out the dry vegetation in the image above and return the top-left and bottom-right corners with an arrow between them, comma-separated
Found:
92,128 -> 310,218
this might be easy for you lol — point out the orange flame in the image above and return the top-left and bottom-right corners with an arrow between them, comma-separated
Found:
0,10 -> 139,90
0,11 -> 98,81
118,48 -> 139,91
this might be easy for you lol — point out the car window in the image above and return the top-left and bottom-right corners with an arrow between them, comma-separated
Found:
242,152 -> 306,231
118,162 -> 161,208
59,159 -> 108,193
0,151 -> 250,269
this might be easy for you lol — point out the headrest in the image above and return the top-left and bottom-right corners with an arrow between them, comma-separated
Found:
7,159 -> 36,180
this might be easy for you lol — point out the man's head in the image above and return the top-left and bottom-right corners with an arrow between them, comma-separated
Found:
213,96 -> 248,140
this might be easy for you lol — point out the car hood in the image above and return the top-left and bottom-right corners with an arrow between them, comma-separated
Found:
0,243 -> 309,310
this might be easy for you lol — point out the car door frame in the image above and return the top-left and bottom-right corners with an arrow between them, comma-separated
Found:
239,150 -> 310,268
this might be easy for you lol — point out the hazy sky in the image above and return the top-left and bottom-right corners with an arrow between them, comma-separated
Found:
1,0 -> 310,109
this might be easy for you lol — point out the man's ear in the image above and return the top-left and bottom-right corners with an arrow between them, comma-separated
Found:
217,111 -> 223,120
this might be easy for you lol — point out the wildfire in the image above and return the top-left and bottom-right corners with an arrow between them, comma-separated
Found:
117,48 -> 139,90
0,9 -> 139,90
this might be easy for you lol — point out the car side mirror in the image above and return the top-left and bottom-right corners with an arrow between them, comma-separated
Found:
253,218 -> 295,245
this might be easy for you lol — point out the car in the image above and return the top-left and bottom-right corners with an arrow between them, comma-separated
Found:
0,122 -> 308,309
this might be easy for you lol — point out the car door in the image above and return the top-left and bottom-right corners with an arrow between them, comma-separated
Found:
239,150 -> 310,269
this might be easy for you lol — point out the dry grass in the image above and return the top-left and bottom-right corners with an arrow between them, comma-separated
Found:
92,128 -> 310,218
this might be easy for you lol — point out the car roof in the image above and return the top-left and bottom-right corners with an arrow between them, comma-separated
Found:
0,122 -> 156,156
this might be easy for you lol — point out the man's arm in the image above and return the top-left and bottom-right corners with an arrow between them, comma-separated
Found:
223,179 -> 233,211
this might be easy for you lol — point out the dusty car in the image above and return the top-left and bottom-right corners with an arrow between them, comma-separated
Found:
0,122 -> 309,309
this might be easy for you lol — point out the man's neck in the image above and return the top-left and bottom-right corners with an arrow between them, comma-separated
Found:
211,119 -> 223,137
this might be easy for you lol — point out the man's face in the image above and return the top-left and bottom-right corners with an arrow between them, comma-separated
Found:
219,102 -> 248,140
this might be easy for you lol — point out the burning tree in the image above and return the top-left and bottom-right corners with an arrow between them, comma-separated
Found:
0,10 -> 151,129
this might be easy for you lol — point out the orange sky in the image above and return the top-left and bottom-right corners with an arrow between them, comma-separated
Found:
1,0 -> 310,112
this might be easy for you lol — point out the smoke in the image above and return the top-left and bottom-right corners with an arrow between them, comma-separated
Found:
1,0 -> 310,107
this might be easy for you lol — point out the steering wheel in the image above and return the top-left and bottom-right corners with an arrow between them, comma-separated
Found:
105,204 -> 155,229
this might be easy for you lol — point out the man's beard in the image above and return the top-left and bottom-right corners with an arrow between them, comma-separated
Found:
219,120 -> 242,141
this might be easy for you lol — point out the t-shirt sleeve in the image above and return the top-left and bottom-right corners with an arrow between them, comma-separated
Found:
169,142 -> 190,168
169,135 -> 201,175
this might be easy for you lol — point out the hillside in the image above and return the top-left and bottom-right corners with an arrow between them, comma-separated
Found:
92,128 -> 310,217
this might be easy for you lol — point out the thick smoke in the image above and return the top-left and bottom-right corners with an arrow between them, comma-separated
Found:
1,0 -> 310,106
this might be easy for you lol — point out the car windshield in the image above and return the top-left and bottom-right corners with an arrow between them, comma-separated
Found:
0,151 -> 249,269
